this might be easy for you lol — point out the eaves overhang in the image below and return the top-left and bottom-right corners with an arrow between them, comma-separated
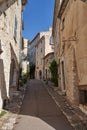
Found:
58,0 -> 69,18
35,36 -> 45,47
22,0 -> 27,6
0,0 -> 17,15
52,0 -> 60,37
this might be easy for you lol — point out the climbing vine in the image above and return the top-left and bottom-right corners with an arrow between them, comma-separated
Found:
49,60 -> 58,86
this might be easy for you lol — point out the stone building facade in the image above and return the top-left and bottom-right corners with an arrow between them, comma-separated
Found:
0,0 -> 27,111
21,38 -> 29,74
53,0 -> 87,113
52,0 -> 61,88
28,33 -> 41,78
28,33 -> 40,66
43,52 -> 54,80
28,28 -> 53,78
52,0 -> 60,64
35,28 -> 54,80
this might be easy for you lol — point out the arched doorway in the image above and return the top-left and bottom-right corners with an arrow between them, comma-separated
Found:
9,44 -> 19,94
9,58 -> 18,93
39,70 -> 42,79
9,59 -> 15,88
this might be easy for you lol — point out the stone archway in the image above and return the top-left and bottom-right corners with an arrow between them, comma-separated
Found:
9,59 -> 16,89
9,58 -> 19,91
9,44 -> 19,97
9,58 -> 19,101
39,70 -> 42,80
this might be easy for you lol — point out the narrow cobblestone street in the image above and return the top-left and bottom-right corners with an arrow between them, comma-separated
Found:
13,79 -> 73,130
1,1 -> 87,130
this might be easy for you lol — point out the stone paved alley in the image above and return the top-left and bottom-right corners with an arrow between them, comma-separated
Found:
13,79 -> 73,130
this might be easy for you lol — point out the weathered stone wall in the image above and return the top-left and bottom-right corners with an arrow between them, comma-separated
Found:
45,35 -> 54,56
52,0 -> 62,89
35,28 -> 54,80
28,34 -> 40,65
22,38 -> 29,73
76,1 -> 87,87
44,53 -> 54,80
28,28 -> 53,66
59,0 -> 87,106
54,18 -> 60,64
35,38 -> 45,79
0,0 -> 22,110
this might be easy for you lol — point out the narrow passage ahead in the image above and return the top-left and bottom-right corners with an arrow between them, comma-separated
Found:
14,79 -> 74,130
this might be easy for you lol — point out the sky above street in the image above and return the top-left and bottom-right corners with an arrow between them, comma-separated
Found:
22,0 -> 54,41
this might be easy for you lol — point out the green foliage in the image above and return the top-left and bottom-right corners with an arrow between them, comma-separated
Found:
19,79 -> 23,86
30,63 -> 35,78
30,64 -> 35,73
27,65 -> 30,74
22,72 -> 28,84
19,72 -> 28,86
0,111 -> 6,118
49,60 -> 58,86
18,63 -> 22,79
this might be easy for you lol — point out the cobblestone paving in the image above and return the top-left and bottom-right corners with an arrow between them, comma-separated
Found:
0,83 -> 27,130
1,113 -> 17,130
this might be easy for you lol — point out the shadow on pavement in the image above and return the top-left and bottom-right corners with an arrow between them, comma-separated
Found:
14,79 -> 74,130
